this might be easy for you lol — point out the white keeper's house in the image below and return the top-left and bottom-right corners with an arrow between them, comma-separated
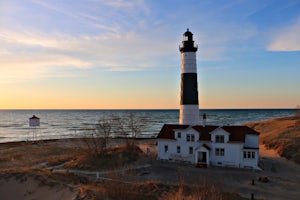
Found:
157,29 -> 260,169
157,123 -> 260,169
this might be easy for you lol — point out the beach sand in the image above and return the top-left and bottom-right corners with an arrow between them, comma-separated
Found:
0,175 -> 75,200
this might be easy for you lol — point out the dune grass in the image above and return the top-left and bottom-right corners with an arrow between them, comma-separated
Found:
246,115 -> 300,164
0,139 -> 247,200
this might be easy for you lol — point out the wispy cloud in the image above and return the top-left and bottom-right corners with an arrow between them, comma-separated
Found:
267,16 -> 300,51
0,27 -> 175,83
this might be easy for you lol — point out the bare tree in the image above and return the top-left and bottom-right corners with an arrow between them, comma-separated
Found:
82,116 -> 113,155
114,112 -> 148,147
82,113 -> 149,153
96,116 -> 113,150
127,112 -> 147,142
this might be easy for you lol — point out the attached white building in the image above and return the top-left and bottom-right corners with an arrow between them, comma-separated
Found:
157,124 -> 260,169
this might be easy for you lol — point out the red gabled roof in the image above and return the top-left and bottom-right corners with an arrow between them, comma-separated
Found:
222,126 -> 259,142
157,124 -> 189,139
29,115 -> 40,119
192,125 -> 218,140
157,124 -> 259,142
203,144 -> 211,150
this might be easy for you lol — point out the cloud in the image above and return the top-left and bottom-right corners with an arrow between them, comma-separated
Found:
267,17 -> 300,51
0,27 -> 175,83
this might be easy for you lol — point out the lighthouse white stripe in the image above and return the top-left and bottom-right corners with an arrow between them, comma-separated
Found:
179,105 -> 200,125
181,52 -> 197,73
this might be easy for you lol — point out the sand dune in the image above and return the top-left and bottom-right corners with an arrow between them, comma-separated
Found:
0,175 -> 75,200
246,115 -> 300,164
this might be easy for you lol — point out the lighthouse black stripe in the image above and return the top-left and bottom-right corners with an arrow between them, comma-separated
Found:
180,73 -> 199,105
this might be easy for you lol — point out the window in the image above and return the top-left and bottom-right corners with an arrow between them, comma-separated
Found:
164,145 -> 168,153
248,152 -> 251,158
215,135 -> 224,143
191,134 -> 195,142
177,146 -> 181,153
186,134 -> 190,141
215,148 -> 225,156
189,147 -> 193,154
243,151 -> 255,159
177,132 -> 181,138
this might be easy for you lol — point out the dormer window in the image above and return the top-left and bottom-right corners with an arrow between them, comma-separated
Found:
216,135 -> 224,143
177,132 -> 181,138
186,134 -> 194,142
186,134 -> 191,141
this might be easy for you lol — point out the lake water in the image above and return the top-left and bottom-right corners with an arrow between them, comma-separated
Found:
0,109 -> 295,143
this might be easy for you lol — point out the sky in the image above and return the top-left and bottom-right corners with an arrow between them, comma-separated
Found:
0,0 -> 300,109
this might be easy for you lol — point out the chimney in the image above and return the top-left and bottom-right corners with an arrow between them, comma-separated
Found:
203,113 -> 206,127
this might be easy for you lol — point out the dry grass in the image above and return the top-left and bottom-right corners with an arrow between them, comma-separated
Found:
160,181 -> 246,200
0,138 -> 249,200
77,180 -> 244,200
69,145 -> 143,170
246,115 -> 300,164
0,142 -> 80,171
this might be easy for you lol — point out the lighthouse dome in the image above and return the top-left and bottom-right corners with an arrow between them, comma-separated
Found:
179,28 -> 197,52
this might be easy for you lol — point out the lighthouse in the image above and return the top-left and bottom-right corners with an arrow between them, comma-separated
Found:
179,29 -> 199,125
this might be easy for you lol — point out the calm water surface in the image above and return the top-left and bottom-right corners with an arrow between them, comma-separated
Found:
0,109 -> 295,143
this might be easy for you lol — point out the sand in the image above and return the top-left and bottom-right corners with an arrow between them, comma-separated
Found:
0,175 -> 76,200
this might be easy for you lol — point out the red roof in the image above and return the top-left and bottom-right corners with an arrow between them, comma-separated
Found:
203,144 -> 211,150
222,126 -> 259,142
29,115 -> 40,119
157,124 -> 259,142
157,124 -> 189,140
192,126 -> 218,140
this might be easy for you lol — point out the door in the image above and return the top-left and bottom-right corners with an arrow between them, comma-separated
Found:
198,152 -> 207,163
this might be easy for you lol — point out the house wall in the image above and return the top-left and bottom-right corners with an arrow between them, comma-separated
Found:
157,139 -> 174,160
157,126 -> 260,169
158,128 -> 201,163
210,128 -> 244,168
245,134 -> 259,148
210,128 -> 230,143
210,142 -> 243,167
241,149 -> 260,169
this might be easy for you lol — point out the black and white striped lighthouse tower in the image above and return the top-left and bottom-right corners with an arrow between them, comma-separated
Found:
179,29 -> 199,125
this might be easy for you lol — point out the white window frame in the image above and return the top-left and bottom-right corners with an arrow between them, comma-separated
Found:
243,151 -> 255,159
164,145 -> 168,153
186,134 -> 191,142
177,132 -> 181,138
177,146 -> 181,154
215,148 -> 225,156
215,135 -> 224,143
191,134 -> 195,142
189,147 -> 193,154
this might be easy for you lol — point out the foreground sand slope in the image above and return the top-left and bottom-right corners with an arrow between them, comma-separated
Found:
0,175 -> 75,200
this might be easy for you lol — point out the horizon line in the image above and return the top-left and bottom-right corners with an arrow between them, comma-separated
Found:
0,107 -> 297,111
